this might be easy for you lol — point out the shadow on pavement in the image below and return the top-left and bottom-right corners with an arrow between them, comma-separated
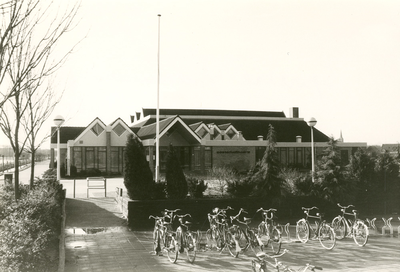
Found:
65,197 -> 126,228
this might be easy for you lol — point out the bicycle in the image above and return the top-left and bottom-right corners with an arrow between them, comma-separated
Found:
257,208 -> 282,254
206,206 -> 233,250
149,214 -> 167,256
228,208 -> 253,257
296,206 -> 336,250
251,249 -> 323,272
206,206 -> 241,257
230,208 -> 263,255
149,208 -> 178,256
172,213 -> 199,263
162,209 -> 182,263
331,203 -> 369,247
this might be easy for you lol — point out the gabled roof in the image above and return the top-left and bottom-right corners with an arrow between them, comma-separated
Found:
137,116 -> 177,139
137,115 -> 202,143
134,108 -> 329,142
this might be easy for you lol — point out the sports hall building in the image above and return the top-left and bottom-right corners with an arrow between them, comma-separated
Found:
50,108 -> 366,176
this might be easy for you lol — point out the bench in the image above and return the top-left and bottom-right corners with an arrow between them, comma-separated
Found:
86,177 -> 107,198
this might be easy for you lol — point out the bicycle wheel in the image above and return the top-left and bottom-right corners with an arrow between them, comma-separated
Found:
247,229 -> 262,254
269,227 -> 282,255
332,216 -> 346,240
251,259 -> 265,272
296,219 -> 310,243
165,234 -> 179,263
235,228 -> 248,252
185,233 -> 196,263
153,229 -> 162,255
226,231 -> 240,258
257,223 -> 269,252
353,221 -> 369,247
318,224 -> 336,250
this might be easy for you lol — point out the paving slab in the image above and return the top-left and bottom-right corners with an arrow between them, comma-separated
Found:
64,197 -> 400,272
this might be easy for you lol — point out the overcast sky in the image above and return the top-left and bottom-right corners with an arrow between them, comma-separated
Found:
2,0 -> 400,148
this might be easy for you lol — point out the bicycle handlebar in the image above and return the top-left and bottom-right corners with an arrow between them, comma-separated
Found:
149,215 -> 164,220
337,203 -> 354,209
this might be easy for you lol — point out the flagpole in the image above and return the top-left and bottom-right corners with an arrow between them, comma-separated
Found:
156,14 -> 161,183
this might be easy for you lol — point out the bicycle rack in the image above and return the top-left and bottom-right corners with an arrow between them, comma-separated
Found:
381,217 -> 393,237
366,218 -> 377,235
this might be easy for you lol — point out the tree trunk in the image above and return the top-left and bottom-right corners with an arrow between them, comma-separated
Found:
30,150 -> 35,188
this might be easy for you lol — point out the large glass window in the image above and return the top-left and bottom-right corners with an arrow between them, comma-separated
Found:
288,148 -> 295,165
280,148 -> 287,165
193,147 -> 201,171
110,147 -> 119,173
205,147 -> 212,170
73,147 -> 82,172
296,148 -> 303,166
98,147 -> 107,172
86,147 -> 95,169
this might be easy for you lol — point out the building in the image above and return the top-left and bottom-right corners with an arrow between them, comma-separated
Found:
50,107 -> 367,176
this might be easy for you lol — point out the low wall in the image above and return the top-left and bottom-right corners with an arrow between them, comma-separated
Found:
115,187 -> 337,230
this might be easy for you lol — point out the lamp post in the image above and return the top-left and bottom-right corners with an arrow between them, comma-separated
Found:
53,115 -> 65,181
155,14 -> 161,183
307,117 -> 317,183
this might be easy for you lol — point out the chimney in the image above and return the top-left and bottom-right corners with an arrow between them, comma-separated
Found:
289,107 -> 299,118
296,136 -> 302,143
136,112 -> 141,121
258,135 -> 264,141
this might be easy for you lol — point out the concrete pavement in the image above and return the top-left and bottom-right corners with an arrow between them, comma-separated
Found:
63,196 -> 400,272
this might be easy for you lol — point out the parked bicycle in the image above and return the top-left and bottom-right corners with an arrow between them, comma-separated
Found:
230,208 -> 263,255
251,249 -> 323,272
296,206 -> 336,250
228,208 -> 253,257
206,206 -> 241,257
149,208 -> 179,256
331,203 -> 369,246
257,208 -> 282,254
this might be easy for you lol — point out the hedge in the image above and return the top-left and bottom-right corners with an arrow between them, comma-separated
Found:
0,169 -> 64,272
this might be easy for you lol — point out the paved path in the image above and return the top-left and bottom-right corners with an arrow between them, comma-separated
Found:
63,197 -> 400,272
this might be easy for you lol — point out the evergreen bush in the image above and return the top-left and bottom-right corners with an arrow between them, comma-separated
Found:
165,144 -> 188,199
124,134 -> 154,200
0,174 -> 63,272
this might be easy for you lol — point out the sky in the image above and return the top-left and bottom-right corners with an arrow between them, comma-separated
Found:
2,0 -> 400,148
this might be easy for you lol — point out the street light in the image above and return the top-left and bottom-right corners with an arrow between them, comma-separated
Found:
307,117 -> 317,183
53,115 -> 65,181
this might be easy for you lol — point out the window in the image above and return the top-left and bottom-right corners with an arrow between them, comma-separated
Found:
193,147 -> 201,170
296,148 -> 303,166
226,128 -> 236,139
205,147 -> 212,170
197,127 -> 208,138
73,147 -> 82,172
280,148 -> 287,165
288,148 -> 295,165
86,147 -> 95,169
110,147 -> 119,173
98,147 -> 107,172
91,123 -> 104,136
113,123 -> 126,136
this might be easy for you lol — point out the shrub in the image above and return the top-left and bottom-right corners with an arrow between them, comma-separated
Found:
165,144 -> 188,199
208,166 -> 237,196
226,176 -> 254,197
153,181 -> 167,199
124,134 -> 154,200
187,176 -> 208,198
0,174 -> 63,272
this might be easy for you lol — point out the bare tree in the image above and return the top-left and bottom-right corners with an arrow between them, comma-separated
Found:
22,78 -> 63,187
0,0 -> 80,199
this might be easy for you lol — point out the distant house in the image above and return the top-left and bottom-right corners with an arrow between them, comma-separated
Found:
50,107 -> 367,176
